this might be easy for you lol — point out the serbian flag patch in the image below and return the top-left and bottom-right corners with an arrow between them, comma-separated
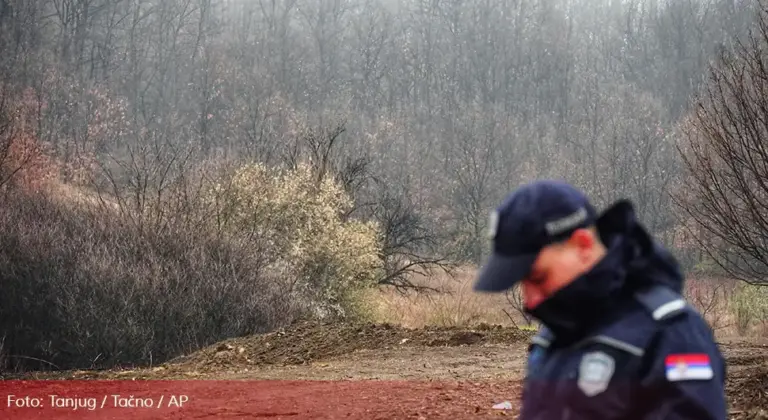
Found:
665,354 -> 714,381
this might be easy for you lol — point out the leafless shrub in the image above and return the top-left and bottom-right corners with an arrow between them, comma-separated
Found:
0,188 -> 304,372
684,278 -> 733,332
674,4 -> 768,286
503,284 -> 535,327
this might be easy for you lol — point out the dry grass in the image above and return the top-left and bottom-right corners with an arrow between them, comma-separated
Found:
44,180 -> 120,211
683,276 -> 768,339
684,277 -> 738,337
365,267 -> 768,339
365,266 -> 535,329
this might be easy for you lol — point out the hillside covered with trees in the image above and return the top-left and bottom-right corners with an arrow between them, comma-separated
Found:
2,0 -> 768,371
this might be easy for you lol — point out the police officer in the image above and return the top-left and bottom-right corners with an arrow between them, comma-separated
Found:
474,180 -> 727,419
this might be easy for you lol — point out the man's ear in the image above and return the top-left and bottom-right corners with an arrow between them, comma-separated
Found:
568,228 -> 595,251
569,228 -> 603,266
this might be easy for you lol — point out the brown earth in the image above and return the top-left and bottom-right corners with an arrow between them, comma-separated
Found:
6,322 -> 768,419
719,339 -> 768,420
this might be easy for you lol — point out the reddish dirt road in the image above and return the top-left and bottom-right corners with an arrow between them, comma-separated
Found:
2,322 -> 767,419
0,379 -> 523,419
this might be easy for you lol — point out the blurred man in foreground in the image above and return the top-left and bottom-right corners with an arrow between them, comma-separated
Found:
474,180 -> 727,419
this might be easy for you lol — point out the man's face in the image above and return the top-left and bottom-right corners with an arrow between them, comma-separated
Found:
521,228 -> 603,309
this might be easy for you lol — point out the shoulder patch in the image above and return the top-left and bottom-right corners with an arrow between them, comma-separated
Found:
665,353 -> 714,381
577,351 -> 615,397
634,285 -> 688,321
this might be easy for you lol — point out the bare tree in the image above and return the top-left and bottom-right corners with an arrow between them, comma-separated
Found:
440,106 -> 500,264
674,3 -> 768,286
368,182 -> 455,292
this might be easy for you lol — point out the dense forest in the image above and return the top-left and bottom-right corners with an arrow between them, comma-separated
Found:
2,0 -> 768,370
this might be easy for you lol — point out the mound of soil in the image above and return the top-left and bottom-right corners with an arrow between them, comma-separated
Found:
167,321 -> 534,372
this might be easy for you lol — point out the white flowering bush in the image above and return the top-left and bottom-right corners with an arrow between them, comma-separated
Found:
204,162 -> 383,318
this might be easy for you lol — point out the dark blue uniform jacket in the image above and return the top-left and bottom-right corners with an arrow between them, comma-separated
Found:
520,201 -> 727,420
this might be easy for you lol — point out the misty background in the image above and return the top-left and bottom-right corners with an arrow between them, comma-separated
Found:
0,0 -> 754,268
4,0 -> 768,371
1,0 -> 763,275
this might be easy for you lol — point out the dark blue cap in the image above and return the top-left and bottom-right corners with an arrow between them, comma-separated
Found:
474,180 -> 598,292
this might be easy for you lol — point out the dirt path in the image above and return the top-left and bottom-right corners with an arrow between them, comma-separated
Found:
718,338 -> 768,420
2,323 -> 767,419
0,378 -> 524,419
186,344 -> 529,381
